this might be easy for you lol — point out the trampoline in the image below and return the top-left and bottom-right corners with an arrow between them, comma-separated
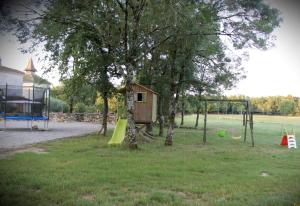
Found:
0,84 -> 50,130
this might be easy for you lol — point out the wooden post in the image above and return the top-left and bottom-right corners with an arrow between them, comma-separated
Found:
244,101 -> 249,142
242,111 -> 245,126
250,112 -> 254,147
203,100 -> 207,144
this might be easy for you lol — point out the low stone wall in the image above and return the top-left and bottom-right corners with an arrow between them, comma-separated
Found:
49,112 -> 116,123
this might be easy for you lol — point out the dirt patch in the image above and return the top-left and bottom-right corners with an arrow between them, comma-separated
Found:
0,147 -> 48,159
15,147 -> 48,154
82,194 -> 96,201
159,189 -> 200,199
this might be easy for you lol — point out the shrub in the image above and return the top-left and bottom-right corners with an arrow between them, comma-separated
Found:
86,105 -> 98,113
95,94 -> 118,113
74,102 -> 87,113
50,97 -> 68,112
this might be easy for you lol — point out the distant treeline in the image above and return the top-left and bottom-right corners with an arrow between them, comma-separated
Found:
251,96 -> 300,115
181,95 -> 300,116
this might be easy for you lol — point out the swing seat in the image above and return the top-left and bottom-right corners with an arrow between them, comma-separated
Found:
280,135 -> 288,146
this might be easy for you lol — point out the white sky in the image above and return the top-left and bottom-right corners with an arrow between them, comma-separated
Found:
226,0 -> 300,97
0,0 -> 299,97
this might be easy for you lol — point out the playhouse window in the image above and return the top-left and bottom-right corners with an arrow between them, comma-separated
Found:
137,92 -> 147,102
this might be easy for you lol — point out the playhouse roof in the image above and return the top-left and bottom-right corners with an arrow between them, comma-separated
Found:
119,83 -> 158,94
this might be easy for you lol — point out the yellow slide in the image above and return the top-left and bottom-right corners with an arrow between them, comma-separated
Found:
108,119 -> 127,145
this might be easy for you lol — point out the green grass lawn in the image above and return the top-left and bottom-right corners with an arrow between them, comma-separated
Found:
0,115 -> 299,206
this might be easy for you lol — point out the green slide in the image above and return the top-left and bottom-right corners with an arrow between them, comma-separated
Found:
108,119 -> 127,145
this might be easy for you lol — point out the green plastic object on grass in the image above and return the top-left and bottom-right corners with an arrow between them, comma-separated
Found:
217,130 -> 226,137
108,119 -> 127,145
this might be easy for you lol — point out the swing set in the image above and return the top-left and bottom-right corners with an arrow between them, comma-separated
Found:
200,98 -> 255,147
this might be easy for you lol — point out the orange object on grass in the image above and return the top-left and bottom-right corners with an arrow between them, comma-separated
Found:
281,135 -> 288,146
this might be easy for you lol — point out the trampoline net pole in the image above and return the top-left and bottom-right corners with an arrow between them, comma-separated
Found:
4,84 -> 7,130
46,88 -> 50,130
48,88 -> 50,119
32,85 -> 34,117
32,85 -> 34,131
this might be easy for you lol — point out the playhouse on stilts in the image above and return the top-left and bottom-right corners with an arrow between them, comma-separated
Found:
108,83 -> 158,145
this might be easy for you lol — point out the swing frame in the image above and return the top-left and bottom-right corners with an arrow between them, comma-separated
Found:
200,98 -> 255,147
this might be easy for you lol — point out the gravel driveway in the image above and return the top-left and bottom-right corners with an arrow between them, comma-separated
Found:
0,121 -> 114,149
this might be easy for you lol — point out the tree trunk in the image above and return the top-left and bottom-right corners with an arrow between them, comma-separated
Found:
180,89 -> 185,126
195,106 -> 200,128
145,123 -> 153,135
145,70 -> 155,135
69,97 -> 73,113
195,93 -> 202,128
165,83 -> 180,146
165,99 -> 175,145
101,92 -> 108,136
165,40 -> 181,146
126,71 -> 138,149
158,95 -> 164,137
122,0 -> 137,149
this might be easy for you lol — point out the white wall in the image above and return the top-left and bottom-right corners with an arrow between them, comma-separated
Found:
0,71 -> 23,86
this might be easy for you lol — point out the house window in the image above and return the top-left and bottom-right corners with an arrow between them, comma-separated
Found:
136,92 -> 147,102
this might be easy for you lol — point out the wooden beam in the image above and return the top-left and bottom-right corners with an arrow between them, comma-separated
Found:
203,100 -> 207,144
250,112 -> 254,147
244,101 -> 249,142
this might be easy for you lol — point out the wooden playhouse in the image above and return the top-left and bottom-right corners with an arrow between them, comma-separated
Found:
108,83 -> 158,145
132,83 -> 157,124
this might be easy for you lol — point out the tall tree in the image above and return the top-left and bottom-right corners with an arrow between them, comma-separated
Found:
2,0 -> 120,136
2,0 -> 281,147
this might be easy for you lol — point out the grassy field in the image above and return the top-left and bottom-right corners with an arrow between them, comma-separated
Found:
0,115 -> 299,206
